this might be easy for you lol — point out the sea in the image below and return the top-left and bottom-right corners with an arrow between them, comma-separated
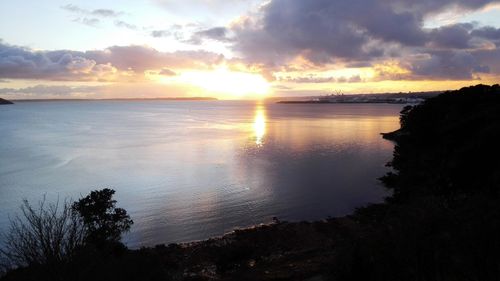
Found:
0,100 -> 403,248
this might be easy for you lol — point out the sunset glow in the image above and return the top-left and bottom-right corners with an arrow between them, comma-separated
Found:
177,68 -> 270,97
0,1 -> 499,99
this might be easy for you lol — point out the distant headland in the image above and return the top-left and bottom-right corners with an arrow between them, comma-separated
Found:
277,91 -> 440,104
0,98 -> 13,104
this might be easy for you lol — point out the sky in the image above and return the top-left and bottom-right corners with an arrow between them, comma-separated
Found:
1,0 -> 500,99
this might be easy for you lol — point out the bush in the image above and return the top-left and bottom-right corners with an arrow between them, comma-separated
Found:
0,197 -> 86,270
0,188 -> 133,275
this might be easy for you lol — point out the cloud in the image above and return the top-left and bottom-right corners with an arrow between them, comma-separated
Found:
150,24 -> 195,41
60,4 -> 86,13
61,4 -> 124,28
73,17 -> 100,27
151,30 -> 171,38
92,9 -> 122,17
471,26 -> 500,41
84,45 -> 224,72
0,85 -> 106,99
0,82 -> 204,99
373,50 -> 490,80
279,74 -> 362,83
115,20 -> 137,30
0,41 -> 224,81
0,42 -> 117,81
188,27 -> 232,44
471,48 -> 500,73
428,23 -> 475,49
159,68 -> 177,76
0,85 -> 102,96
151,0 -> 264,19
228,0 -> 500,80
231,0 -> 427,65
61,4 -> 123,18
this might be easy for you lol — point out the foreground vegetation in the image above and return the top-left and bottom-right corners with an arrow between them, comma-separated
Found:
2,84 -> 500,280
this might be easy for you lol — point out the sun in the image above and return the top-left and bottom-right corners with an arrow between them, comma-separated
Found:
177,67 -> 270,98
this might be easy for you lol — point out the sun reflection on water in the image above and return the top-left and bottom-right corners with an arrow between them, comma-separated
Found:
253,106 -> 266,146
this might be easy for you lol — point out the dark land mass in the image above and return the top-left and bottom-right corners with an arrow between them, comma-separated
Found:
3,84 -> 500,281
0,98 -> 13,104
11,97 -> 217,102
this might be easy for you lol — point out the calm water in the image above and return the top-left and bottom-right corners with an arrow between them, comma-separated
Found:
0,101 -> 402,248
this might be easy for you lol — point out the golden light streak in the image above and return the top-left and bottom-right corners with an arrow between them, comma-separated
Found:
253,105 -> 267,146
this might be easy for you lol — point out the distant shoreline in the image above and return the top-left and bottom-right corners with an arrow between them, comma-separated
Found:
278,100 -> 411,104
10,97 -> 218,102
276,91 -> 440,105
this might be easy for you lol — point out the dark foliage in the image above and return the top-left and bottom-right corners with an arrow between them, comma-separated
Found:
337,84 -> 500,281
72,188 -> 133,245
382,84 -> 500,197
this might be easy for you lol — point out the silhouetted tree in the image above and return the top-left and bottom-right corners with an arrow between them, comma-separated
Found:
72,189 -> 133,245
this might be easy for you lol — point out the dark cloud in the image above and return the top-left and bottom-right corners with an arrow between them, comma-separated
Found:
188,27 -> 232,44
231,0 -> 431,65
428,23 -> 475,49
471,26 -> 500,40
473,48 -> 500,73
229,0 -> 500,80
403,50 -> 490,80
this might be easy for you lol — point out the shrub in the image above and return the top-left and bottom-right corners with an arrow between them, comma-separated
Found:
0,197 -> 86,270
